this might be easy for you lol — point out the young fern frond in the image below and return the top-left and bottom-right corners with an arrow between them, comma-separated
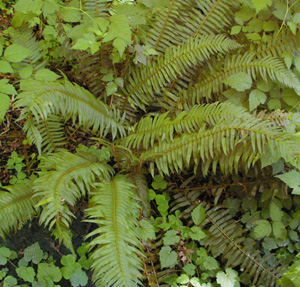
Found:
0,180 -> 39,238
120,102 -> 247,150
182,52 -> 300,103
85,175 -> 143,287
34,150 -> 114,252
15,79 -> 126,153
142,115 -> 300,175
124,34 -> 241,109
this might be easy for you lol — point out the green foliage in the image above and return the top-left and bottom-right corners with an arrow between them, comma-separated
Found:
1,0 -> 300,286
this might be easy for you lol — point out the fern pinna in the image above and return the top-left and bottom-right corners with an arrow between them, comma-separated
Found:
1,0 -> 300,286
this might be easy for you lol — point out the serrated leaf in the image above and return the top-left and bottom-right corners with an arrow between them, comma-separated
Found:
24,243 -> 43,264
216,268 -> 239,287
139,219 -> 156,240
4,44 -> 31,63
19,65 -> 33,79
159,246 -> 178,268
163,230 -> 180,245
253,220 -> 272,238
189,226 -> 206,241
223,72 -> 252,92
273,221 -> 287,239
16,266 -> 35,283
183,264 -> 196,276
269,199 -> 284,222
70,268 -> 88,287
249,89 -> 267,111
251,0 -> 273,13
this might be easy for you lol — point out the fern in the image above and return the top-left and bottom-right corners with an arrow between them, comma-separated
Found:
82,0 -> 112,19
182,52 -> 300,103
121,102 -> 247,149
124,34 -> 241,108
34,150 -> 114,252
15,79 -> 126,153
142,115 -> 300,175
85,175 -> 143,287
0,180 -> 39,238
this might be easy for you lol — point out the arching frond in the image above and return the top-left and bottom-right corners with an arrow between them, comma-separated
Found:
0,180 -> 39,238
124,34 -> 241,109
85,175 -> 143,287
15,79 -> 126,153
183,53 -> 300,103
142,115 -> 300,175
120,102 -> 247,149
34,150 -> 114,252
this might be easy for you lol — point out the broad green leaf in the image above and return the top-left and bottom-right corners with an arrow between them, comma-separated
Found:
223,72 -> 252,92
0,60 -> 13,73
216,268 -> 239,287
183,264 -> 196,276
70,268 -> 88,287
0,247 -> 11,265
37,262 -> 62,282
0,79 -> 17,95
3,276 -> 17,287
249,89 -> 267,111
273,221 -> 287,239
113,38 -> 127,57
24,243 -> 43,264
163,230 -> 180,245
253,220 -> 272,238
106,81 -> 118,96
159,246 -> 178,268
16,266 -> 35,283
177,274 -> 189,284
4,44 -> 32,63
72,38 -> 90,51
231,26 -> 241,35
295,56 -> 300,73
251,0 -> 273,13
139,219 -> 156,240
19,65 -> 33,79
192,204 -> 206,225
276,171 -> 300,194
189,226 -> 206,241
269,199 -> 284,222
59,0 -> 81,22
267,99 -> 281,110
34,69 -> 60,81
190,278 -> 201,287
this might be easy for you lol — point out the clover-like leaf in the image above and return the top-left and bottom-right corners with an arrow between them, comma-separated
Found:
159,246 -> 178,268
24,243 -> 43,264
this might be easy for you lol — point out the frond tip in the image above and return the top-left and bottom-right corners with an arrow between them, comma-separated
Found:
86,175 -> 143,287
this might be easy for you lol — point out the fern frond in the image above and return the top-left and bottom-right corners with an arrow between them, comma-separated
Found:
142,115 -> 300,175
145,0 -> 192,54
82,0 -> 112,18
85,175 -> 143,287
200,206 -> 284,286
183,52 -> 300,103
120,102 -> 246,150
124,34 -> 241,109
0,180 -> 39,238
12,27 -> 47,71
15,79 -> 126,153
185,0 -> 239,39
34,150 -> 114,252
255,30 -> 300,59
255,110 -> 291,129
24,114 -> 66,153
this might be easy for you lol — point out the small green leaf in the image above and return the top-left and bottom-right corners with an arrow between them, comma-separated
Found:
159,246 -> 178,268
0,93 -> 10,122
216,268 -> 239,287
189,226 -> 206,241
106,82 -> 118,96
3,275 -> 17,287
192,204 -> 206,225
139,219 -> 156,240
163,230 -> 180,245
251,0 -> 273,13
253,220 -> 272,238
4,44 -> 32,63
34,69 -> 60,81
231,26 -> 241,35
249,89 -> 267,111
223,72 -> 252,92
273,221 -> 287,239
24,243 -> 43,264
0,60 -> 14,73
16,266 -> 35,283
276,171 -> 300,194
70,267 -> 88,287
177,274 -> 189,284
183,264 -> 196,276
19,65 -> 33,79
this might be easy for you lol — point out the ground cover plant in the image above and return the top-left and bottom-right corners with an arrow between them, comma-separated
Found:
1,0 -> 300,286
